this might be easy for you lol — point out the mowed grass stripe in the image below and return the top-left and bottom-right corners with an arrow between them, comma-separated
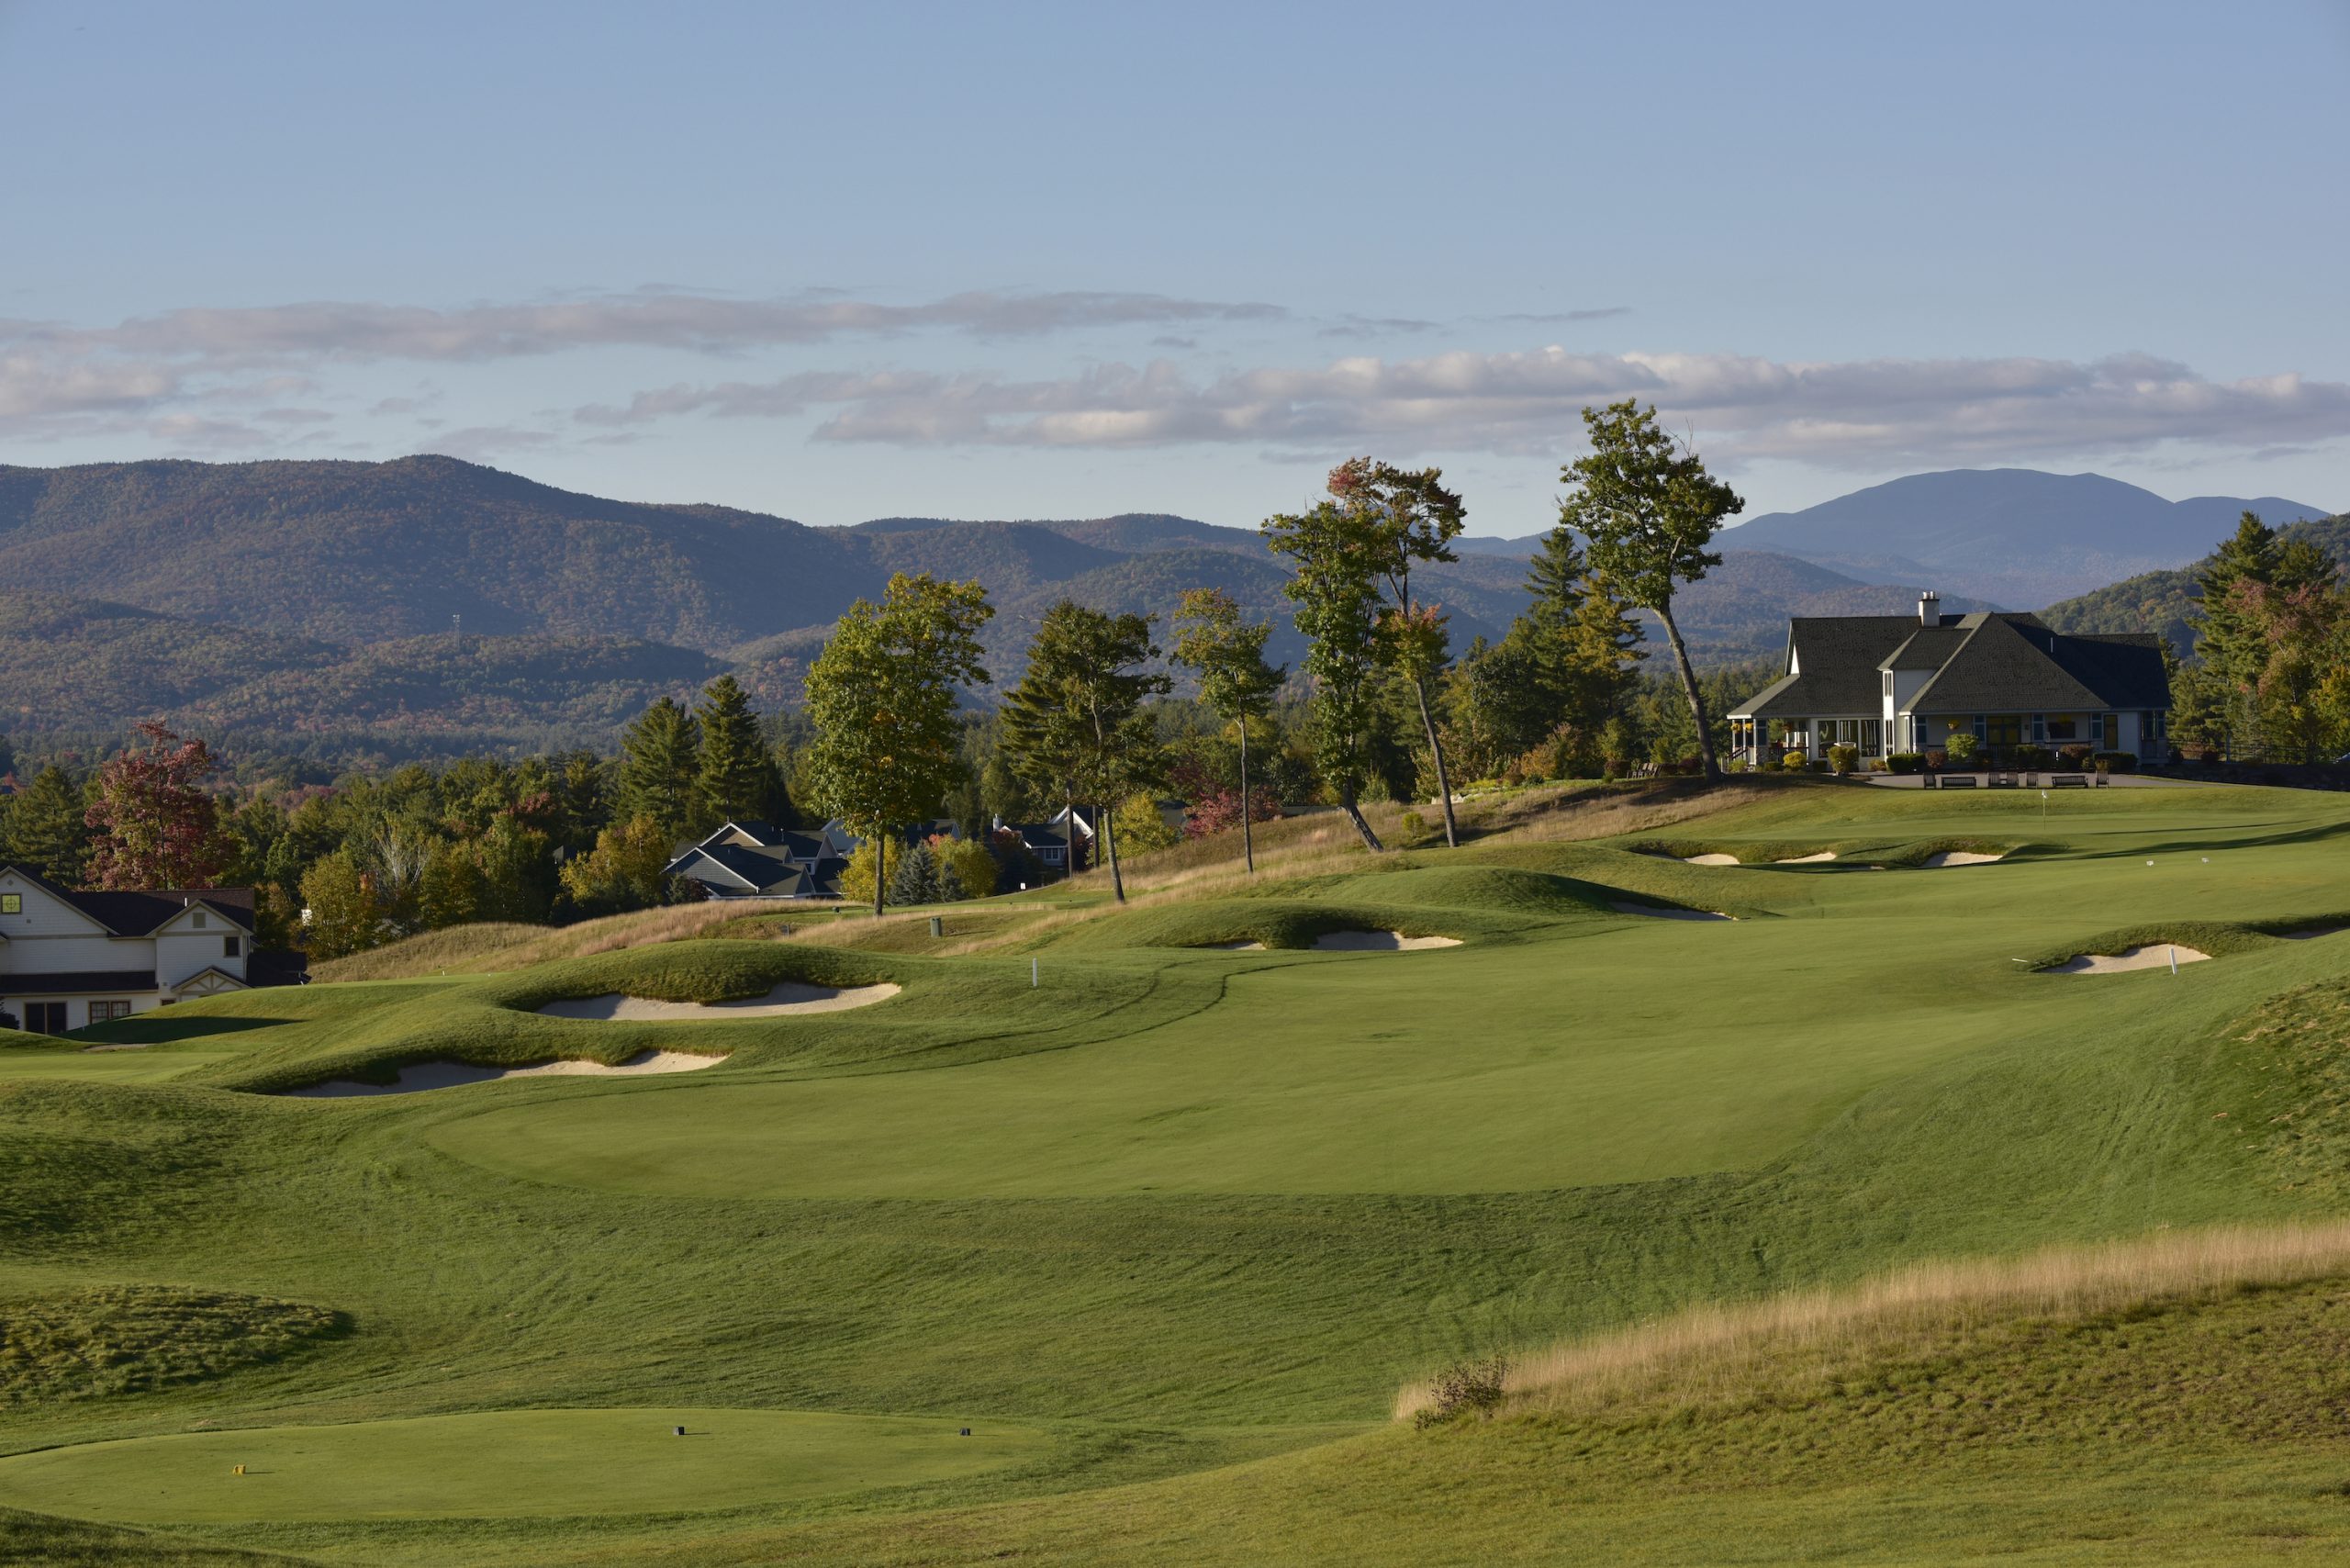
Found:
0,1408 -> 1050,1524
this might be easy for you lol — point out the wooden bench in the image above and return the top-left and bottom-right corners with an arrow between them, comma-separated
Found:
2049,773 -> 2089,788
1939,773 -> 1978,788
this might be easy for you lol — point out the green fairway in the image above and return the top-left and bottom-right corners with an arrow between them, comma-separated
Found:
423,806 -> 2350,1200
8,778 -> 2350,1564
0,1407 -> 1049,1524
0,1048 -> 242,1085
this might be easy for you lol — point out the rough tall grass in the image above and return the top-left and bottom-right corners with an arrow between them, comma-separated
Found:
1395,1221 -> 2350,1422
311,900 -> 801,981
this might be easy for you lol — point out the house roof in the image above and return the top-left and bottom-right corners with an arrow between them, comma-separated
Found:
0,865 -> 256,935
1908,617 -> 2169,713
1,969 -> 159,995
1731,611 -> 2171,722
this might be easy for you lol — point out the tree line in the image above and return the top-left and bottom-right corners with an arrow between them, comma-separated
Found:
2166,511 -> 2350,764
1,399 -> 1759,957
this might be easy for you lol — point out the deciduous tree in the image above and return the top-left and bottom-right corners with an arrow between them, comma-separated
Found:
1171,588 -> 1285,872
83,723 -> 234,890
1559,400 -> 1743,781
803,573 -> 993,916
1263,498 -> 1389,849
1327,457 -> 1468,847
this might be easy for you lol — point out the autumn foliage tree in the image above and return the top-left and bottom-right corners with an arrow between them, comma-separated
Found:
83,723 -> 234,890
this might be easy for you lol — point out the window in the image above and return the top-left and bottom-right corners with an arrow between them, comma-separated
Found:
90,1000 -> 133,1023
26,1002 -> 66,1035
2045,715 -> 2077,742
224,935 -> 241,958
1985,716 -> 2023,747
0,893 -> 17,913
193,913 -> 207,930
1862,720 -> 1883,754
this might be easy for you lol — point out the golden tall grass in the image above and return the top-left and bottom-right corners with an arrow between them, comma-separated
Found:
1393,1221 -> 2350,1423
312,900 -> 801,981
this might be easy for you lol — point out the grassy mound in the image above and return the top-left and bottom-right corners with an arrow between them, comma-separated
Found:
2,1286 -> 345,1408
2020,921 -> 2287,971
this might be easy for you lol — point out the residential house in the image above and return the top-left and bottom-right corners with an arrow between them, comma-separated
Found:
1728,593 -> 2172,767
991,804 -> 1098,879
663,820 -> 850,901
0,864 -> 266,1034
661,817 -> 964,902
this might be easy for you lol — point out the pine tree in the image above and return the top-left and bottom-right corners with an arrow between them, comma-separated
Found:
998,601 -> 1168,902
887,839 -> 946,905
618,697 -> 701,842
693,676 -> 781,828
2,765 -> 92,883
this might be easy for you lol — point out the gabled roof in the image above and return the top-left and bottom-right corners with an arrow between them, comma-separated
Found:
1729,610 -> 2173,722
1908,616 -> 2111,713
0,864 -> 256,935
1731,616 -> 1920,719
171,965 -> 250,995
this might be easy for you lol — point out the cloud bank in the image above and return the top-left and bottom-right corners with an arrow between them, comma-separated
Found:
574,347 -> 2350,469
4,287 -> 2344,475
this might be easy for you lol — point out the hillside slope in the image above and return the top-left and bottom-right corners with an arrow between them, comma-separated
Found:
1723,468 -> 2332,607
2041,513 -> 2350,654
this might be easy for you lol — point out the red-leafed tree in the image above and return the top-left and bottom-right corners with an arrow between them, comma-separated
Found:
83,722 -> 234,890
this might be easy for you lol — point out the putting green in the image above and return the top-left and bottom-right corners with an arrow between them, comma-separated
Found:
0,1407 -> 1049,1524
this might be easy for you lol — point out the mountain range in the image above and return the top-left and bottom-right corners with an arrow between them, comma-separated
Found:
0,457 -> 2329,761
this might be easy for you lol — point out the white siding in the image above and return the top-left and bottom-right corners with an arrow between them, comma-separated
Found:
0,874 -> 110,937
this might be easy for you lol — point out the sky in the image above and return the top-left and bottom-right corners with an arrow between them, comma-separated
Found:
4,0 -> 2346,535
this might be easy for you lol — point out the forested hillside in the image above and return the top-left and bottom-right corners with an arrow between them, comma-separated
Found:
2041,514 -> 2350,654
2,455 -> 2002,756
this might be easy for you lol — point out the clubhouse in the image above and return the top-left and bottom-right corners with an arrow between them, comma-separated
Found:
1729,593 -> 2173,767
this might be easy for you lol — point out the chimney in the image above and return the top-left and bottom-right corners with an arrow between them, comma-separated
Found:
1918,590 -> 1941,626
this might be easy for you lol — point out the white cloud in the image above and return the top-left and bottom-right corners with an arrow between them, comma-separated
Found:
574,346 -> 2350,470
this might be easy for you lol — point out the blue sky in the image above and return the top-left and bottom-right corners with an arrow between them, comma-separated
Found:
5,0 -> 2346,534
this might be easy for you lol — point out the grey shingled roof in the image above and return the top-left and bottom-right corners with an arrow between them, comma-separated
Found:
1880,625 -> 1970,671
1908,616 -> 2109,713
1729,616 -> 1920,719
1732,612 -> 2172,722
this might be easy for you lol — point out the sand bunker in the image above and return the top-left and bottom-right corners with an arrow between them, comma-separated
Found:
1923,851 -> 2005,868
2049,945 -> 2211,975
1683,853 -> 1740,866
1209,940 -> 1269,951
537,982 -> 900,1021
285,1049 -> 725,1098
81,1044 -> 151,1053
1775,852 -> 1837,864
1313,931 -> 1460,951
1611,902 -> 1732,922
